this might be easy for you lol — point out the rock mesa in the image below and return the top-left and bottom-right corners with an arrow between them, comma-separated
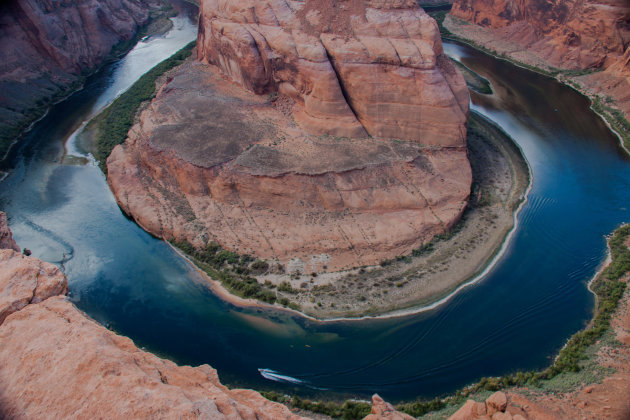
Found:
108,0 -> 471,273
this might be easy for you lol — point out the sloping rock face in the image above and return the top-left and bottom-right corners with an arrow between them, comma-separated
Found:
108,0 -> 471,273
197,0 -> 469,145
0,0 -> 163,152
0,296 -> 306,419
448,0 -> 630,119
107,61 -> 471,272
450,0 -> 630,71
0,221 -> 306,419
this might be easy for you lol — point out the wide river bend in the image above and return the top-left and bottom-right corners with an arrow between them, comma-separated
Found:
1,12 -> 629,402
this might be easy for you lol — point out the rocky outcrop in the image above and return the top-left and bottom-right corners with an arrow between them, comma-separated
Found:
448,392 -> 531,420
107,60 -> 471,272
365,394 -> 414,420
0,0 -> 165,155
0,249 -> 68,325
0,212 -> 19,252
447,0 -> 630,119
197,0 -> 469,145
108,0 -> 472,273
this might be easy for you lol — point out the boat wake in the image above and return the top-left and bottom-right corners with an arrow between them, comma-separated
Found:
258,369 -> 326,390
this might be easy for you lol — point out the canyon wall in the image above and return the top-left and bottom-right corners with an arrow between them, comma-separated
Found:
0,0 -> 165,155
450,0 -> 630,70
447,0 -> 630,119
108,0 -> 472,273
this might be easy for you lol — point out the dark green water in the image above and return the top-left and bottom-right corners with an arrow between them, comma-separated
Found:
1,21 -> 629,401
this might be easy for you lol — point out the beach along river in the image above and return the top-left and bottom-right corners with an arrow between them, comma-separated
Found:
1,11 -> 629,401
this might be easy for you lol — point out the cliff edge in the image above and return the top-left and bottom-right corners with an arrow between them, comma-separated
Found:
0,212 -> 306,419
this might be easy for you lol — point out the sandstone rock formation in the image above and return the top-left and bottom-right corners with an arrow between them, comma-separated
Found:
447,0 -> 630,119
0,249 -> 68,325
365,394 -> 414,420
0,0 -> 164,154
0,212 -> 19,252
450,0 -> 630,71
108,0 -> 471,273
197,0 -> 469,145
448,392 -> 531,420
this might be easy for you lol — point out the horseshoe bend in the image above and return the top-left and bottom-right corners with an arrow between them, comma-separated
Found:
103,0 -> 496,315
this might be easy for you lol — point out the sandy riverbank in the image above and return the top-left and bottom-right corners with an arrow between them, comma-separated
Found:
271,112 -> 529,319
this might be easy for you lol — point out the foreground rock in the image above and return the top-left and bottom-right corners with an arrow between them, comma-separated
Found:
0,249 -> 68,325
365,394 -> 415,420
446,0 -> 630,120
0,220 -> 306,419
0,0 -> 165,155
0,212 -> 19,252
108,0 -> 472,274
0,296 -> 307,419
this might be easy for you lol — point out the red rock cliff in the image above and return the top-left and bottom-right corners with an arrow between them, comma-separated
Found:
107,0 -> 472,274
197,0 -> 469,145
447,0 -> 630,120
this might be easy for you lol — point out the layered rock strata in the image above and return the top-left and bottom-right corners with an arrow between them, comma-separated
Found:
0,0 -> 164,153
108,61 -> 471,272
108,0 -> 472,273
447,0 -> 630,119
450,0 -> 630,70
197,0 -> 469,145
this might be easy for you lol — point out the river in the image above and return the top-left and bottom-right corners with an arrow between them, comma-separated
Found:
1,9 -> 628,402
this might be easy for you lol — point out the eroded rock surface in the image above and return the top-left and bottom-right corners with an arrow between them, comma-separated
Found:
0,249 -> 68,325
108,0 -> 472,273
365,394 -> 415,420
108,61 -> 471,272
450,0 -> 630,70
0,212 -> 19,252
198,0 -> 469,145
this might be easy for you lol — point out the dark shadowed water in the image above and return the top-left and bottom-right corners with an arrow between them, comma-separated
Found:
1,20 -> 629,401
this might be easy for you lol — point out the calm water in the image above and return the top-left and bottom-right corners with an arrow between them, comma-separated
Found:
1,17 -> 629,401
